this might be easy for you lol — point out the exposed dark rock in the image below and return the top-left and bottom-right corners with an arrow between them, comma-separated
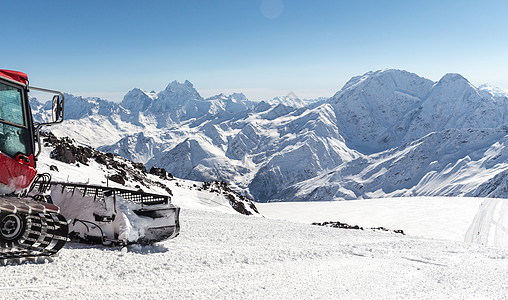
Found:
226,193 -> 250,215
41,131 -> 256,215
42,131 -> 174,197
312,221 -> 363,230
133,162 -> 146,173
312,221 -> 405,235
149,166 -> 170,179
201,181 -> 259,215
50,144 -> 76,164
94,153 -> 108,165
46,133 -> 92,165
109,174 -> 126,185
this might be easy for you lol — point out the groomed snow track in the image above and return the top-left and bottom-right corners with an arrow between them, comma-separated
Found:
0,196 -> 69,264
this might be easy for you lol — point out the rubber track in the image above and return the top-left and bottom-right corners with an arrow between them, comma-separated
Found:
0,196 -> 69,262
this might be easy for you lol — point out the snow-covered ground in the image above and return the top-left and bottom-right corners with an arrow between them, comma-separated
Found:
258,197 -> 508,248
4,116 -> 508,298
2,198 -> 508,299
257,197 -> 485,242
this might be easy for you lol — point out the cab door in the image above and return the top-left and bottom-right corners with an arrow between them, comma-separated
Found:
0,78 -> 37,191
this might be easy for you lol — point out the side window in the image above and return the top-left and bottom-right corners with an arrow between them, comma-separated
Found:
0,123 -> 29,157
0,81 -> 30,157
0,83 -> 25,126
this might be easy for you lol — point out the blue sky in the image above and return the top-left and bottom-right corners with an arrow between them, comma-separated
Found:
3,0 -> 508,101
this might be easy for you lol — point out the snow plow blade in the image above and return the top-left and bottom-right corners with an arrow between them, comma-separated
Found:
0,196 -> 69,263
45,182 -> 180,246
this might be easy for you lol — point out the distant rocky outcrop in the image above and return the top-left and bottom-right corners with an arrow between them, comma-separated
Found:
312,221 -> 405,235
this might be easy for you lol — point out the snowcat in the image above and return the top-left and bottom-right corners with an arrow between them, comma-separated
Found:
0,70 -> 179,262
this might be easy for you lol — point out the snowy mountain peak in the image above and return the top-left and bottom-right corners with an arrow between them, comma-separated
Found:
158,80 -> 202,99
143,80 -> 204,123
230,92 -> 248,102
206,92 -> 249,103
268,92 -> 306,108
126,87 -> 144,95
121,88 -> 153,112
29,96 -> 42,108
166,80 -> 198,91
165,79 -> 194,87
436,73 -> 471,87
206,93 -> 226,100
254,100 -> 272,112
62,93 -> 122,120
338,69 -> 429,94
478,84 -> 508,98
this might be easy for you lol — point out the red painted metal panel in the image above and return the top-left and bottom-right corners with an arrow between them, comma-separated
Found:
0,152 -> 37,190
0,69 -> 28,86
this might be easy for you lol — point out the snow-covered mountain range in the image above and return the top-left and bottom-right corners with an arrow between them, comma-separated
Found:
34,69 -> 508,202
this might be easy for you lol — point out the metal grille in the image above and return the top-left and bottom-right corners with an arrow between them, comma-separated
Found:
37,181 -> 170,206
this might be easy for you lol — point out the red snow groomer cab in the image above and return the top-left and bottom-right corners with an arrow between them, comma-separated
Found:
0,69 -> 68,261
1,70 -> 180,263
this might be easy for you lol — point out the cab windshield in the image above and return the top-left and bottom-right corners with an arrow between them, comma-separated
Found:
0,81 -> 31,158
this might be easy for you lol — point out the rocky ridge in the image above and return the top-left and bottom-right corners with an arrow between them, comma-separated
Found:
41,131 -> 259,215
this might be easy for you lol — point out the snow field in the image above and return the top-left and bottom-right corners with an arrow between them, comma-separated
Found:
258,196 -> 508,250
257,197 -> 486,242
1,207 -> 508,299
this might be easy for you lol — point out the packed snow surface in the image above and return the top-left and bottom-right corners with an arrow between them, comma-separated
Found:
2,199 -> 508,299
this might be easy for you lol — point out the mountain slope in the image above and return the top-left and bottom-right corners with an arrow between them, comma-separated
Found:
34,69 -> 508,202
37,132 -> 259,215
284,127 -> 508,201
